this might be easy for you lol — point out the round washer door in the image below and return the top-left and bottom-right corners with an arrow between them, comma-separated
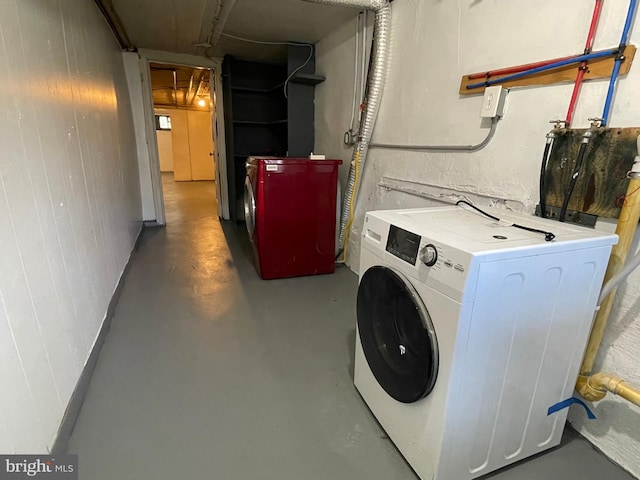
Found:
357,266 -> 439,403
244,176 -> 256,237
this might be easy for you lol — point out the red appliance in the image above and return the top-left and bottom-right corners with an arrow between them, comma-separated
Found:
244,157 -> 342,280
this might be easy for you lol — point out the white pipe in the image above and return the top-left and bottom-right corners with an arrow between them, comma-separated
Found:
209,0 -> 239,50
303,0 -> 387,9
349,14 -> 361,132
378,175 -> 526,209
360,10 -> 368,120
598,250 -> 640,304
370,117 -> 498,152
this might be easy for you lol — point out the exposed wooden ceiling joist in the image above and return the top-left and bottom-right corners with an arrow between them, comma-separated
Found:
150,63 -> 211,109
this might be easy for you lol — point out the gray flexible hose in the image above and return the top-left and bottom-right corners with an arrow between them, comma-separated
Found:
598,251 -> 640,305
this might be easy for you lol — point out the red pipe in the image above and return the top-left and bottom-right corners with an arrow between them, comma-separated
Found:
467,54 -> 577,80
565,0 -> 604,125
585,0 -> 604,49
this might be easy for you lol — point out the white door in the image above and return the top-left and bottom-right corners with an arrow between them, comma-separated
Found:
210,68 -> 230,220
187,110 -> 215,180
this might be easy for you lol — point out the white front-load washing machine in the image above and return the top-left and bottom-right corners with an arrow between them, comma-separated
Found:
355,205 -> 617,480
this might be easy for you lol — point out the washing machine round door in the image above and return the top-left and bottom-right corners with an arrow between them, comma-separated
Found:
357,266 -> 439,403
244,176 -> 256,237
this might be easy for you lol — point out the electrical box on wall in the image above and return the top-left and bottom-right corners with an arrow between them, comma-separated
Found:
480,86 -> 506,118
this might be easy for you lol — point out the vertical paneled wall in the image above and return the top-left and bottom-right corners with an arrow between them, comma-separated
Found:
0,0 -> 141,452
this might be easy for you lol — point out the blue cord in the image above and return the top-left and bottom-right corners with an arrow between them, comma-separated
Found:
466,49 -> 617,90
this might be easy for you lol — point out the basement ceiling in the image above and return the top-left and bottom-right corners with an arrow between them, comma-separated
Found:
104,0 -> 359,62
150,63 -> 211,108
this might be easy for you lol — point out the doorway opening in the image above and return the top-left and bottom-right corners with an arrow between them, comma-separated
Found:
149,62 -> 218,225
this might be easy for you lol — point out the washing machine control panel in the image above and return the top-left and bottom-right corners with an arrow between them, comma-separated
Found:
364,214 -> 474,301
385,225 -> 421,265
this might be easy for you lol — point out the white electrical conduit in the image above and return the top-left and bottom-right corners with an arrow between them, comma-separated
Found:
370,117 -> 499,151
303,0 -> 392,258
598,250 -> 640,305
360,10 -> 368,122
349,13 -> 361,132
378,175 -> 526,209
307,0 -> 388,8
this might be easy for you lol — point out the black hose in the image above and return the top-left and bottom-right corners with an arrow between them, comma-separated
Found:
539,141 -> 553,218
559,141 -> 589,222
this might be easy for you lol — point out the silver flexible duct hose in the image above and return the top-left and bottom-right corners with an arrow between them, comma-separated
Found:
302,0 -> 391,255
339,4 -> 390,250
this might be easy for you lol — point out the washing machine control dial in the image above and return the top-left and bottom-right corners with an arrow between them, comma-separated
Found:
420,244 -> 438,267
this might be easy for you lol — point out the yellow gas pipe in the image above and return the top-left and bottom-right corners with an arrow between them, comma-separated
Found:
576,175 -> 640,407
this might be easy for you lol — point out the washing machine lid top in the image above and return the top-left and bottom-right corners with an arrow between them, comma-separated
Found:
368,206 -> 617,259
357,265 -> 439,403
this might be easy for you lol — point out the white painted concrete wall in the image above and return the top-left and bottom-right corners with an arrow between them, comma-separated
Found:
156,130 -> 174,172
0,0 -> 141,453
154,109 -> 175,172
316,1 -> 640,476
168,108 -> 192,181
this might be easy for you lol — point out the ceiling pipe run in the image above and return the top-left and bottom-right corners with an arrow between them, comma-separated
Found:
208,0 -> 240,55
186,72 -> 195,106
92,0 -> 134,50
301,0 -> 391,261
173,70 -> 179,106
304,0 -> 388,8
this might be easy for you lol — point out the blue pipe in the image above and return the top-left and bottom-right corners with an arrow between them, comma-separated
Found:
620,0 -> 638,45
601,59 -> 623,126
466,49 -> 617,90
602,0 -> 638,126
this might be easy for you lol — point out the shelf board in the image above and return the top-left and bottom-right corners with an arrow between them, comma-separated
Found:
290,73 -> 325,86
233,119 -> 288,126
232,84 -> 288,94
231,86 -> 270,93
269,82 -> 286,93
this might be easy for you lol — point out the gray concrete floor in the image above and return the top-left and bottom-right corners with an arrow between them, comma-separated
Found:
67,174 -> 635,480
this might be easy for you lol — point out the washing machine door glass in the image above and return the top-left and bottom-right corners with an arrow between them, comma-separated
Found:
244,176 -> 256,237
357,266 -> 439,403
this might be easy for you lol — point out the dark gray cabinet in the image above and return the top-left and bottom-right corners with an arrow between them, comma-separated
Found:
222,45 -> 324,222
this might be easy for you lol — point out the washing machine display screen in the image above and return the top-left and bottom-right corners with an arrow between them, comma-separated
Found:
386,226 -> 421,265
